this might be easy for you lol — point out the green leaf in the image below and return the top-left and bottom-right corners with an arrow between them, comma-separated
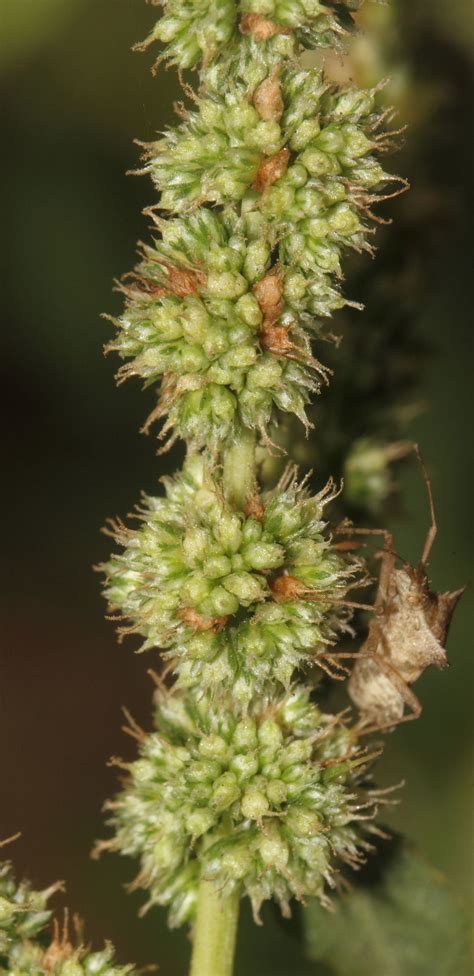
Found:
304,836 -> 472,976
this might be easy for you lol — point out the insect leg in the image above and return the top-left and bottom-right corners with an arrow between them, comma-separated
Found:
333,525 -> 395,607
357,654 -> 422,735
414,443 -> 438,569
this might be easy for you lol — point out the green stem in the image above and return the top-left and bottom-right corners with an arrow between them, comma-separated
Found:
189,879 -> 240,976
223,426 -> 256,510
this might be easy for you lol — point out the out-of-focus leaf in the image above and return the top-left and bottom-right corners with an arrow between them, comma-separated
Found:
304,837 -> 472,976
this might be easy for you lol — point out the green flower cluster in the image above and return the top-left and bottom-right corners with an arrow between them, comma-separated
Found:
143,0 -> 237,70
0,861 -> 134,976
0,861 -> 55,957
105,686 -> 376,927
145,69 -> 388,216
108,207 -> 347,446
100,0 -> 398,940
140,0 -> 360,73
110,66 -> 394,444
103,456 -> 356,704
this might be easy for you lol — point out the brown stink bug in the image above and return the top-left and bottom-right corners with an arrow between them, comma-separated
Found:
338,447 -> 464,733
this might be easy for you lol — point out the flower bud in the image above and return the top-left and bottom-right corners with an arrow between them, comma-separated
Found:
203,555 -> 233,579
259,827 -> 289,870
327,202 -> 360,235
230,753 -> 260,782
199,734 -> 229,761
206,271 -> 248,299
244,241 -> 271,283
243,541 -> 285,571
188,809 -> 216,837
233,717 -> 258,750
300,147 -> 340,176
235,293 -> 262,327
219,845 -> 252,881
290,118 -> 321,151
209,585 -> 240,616
266,779 -> 287,805
241,787 -> 270,820
258,718 -> 283,751
211,772 -> 240,811
287,808 -> 322,837
223,572 -> 267,604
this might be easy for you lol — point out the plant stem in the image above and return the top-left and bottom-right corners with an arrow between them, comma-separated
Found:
189,879 -> 240,976
223,426 -> 256,510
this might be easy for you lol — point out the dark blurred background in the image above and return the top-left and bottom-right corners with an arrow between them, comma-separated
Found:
1,1 -> 473,973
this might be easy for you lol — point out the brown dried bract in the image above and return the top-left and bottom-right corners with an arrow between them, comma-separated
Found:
253,267 -> 293,355
253,267 -> 284,323
179,608 -> 228,633
345,448 -> 465,734
252,148 -> 289,192
271,574 -> 306,602
243,494 -> 265,521
260,323 -> 294,355
240,13 -> 291,41
254,72 -> 284,121
42,916 -> 75,972
147,264 -> 206,299
118,264 -> 206,303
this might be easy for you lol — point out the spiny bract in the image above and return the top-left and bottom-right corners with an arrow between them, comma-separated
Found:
102,456 -> 357,705
0,861 -> 134,976
102,686 -> 377,927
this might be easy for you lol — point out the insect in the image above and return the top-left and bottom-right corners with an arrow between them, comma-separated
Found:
338,447 -> 464,733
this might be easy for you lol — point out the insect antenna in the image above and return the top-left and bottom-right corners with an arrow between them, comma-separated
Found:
414,443 -> 438,570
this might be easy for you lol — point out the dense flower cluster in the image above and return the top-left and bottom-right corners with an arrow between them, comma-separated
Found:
109,63 -> 395,445
103,456 -> 357,704
0,861 -> 133,976
145,70 -> 388,215
104,686 -> 377,927
107,208 -> 330,448
138,0 -> 360,73
100,0 -> 399,940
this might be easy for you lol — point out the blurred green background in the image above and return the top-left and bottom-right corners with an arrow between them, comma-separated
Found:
1,1 -> 473,973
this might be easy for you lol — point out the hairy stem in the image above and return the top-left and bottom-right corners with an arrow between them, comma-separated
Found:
223,426 -> 256,510
190,879 -> 240,976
